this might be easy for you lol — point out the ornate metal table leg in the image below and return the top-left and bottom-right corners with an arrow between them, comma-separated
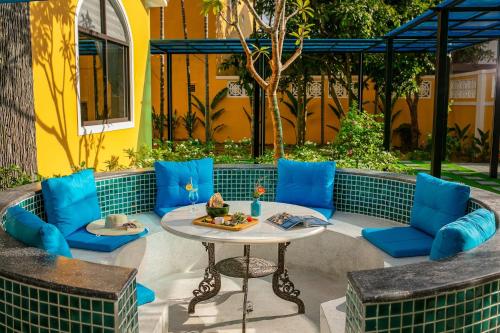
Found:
272,242 -> 305,314
188,242 -> 221,314
242,245 -> 250,333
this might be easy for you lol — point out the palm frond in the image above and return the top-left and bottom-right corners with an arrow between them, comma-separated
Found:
211,87 -> 229,109
281,116 -> 296,129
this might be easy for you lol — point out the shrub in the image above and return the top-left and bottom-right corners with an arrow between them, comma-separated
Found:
0,165 -> 32,190
327,109 -> 408,172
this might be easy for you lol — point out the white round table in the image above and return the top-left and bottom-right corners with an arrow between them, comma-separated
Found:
161,201 -> 326,244
161,201 -> 327,330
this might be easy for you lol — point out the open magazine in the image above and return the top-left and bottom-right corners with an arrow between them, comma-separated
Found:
266,212 -> 331,230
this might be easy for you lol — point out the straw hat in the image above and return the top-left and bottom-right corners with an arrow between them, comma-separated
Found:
86,214 -> 146,236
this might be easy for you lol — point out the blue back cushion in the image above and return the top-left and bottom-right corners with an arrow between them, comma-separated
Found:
42,169 -> 101,237
276,159 -> 336,210
155,158 -> 214,209
410,173 -> 470,237
4,206 -> 72,258
430,208 -> 496,261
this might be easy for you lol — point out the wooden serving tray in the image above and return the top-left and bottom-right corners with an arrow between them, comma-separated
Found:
193,215 -> 258,231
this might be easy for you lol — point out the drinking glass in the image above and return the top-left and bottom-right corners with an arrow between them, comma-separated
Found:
188,189 -> 199,214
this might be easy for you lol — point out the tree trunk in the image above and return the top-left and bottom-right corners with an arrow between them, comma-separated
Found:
0,3 -> 37,177
159,7 -> 165,142
204,14 -> 210,142
266,90 -> 285,159
406,93 -> 420,150
297,77 -> 307,145
180,0 -> 193,138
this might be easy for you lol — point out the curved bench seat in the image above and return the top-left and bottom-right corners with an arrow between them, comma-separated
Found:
0,166 -> 498,333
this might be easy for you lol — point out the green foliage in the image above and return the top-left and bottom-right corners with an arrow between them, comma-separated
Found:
326,103 -> 345,132
152,107 -> 180,141
181,108 -> 201,139
447,123 -> 472,160
192,87 -> 229,141
103,156 -> 126,172
472,129 -> 491,162
393,123 -> 413,152
0,165 -> 32,190
327,108 -> 407,172
71,162 -> 87,173
281,90 -> 313,141
124,126 -> 406,173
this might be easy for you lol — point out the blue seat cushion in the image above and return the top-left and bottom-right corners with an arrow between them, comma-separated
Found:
430,208 -> 496,261
155,158 -> 214,212
362,226 -> 434,258
42,169 -> 101,237
4,206 -> 72,258
310,207 -> 334,220
410,173 -> 470,237
137,283 -> 155,306
66,227 -> 148,252
154,206 -> 179,218
276,159 -> 336,212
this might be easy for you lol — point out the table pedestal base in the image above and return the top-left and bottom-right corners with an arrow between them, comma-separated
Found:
272,242 -> 305,314
188,242 -> 221,314
189,242 -> 305,330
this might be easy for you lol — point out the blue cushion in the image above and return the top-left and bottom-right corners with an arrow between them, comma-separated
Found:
4,206 -> 72,258
137,283 -> 155,306
430,208 -> 496,261
410,173 -> 470,237
66,227 -> 148,252
42,169 -> 101,237
310,207 -> 334,220
154,206 -> 179,218
362,226 -> 434,258
154,158 -> 214,212
276,159 -> 336,211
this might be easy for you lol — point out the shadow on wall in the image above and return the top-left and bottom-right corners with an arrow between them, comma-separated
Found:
31,1 -> 107,175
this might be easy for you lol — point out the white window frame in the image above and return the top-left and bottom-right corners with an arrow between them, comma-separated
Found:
75,0 -> 135,136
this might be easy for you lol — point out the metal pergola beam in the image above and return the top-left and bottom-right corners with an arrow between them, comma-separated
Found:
167,53 -> 173,141
384,39 -> 394,151
252,58 -> 261,159
431,9 -> 451,178
490,40 -> 500,179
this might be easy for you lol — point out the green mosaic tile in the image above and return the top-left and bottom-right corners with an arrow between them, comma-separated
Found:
0,276 -> 137,332
347,278 -> 500,333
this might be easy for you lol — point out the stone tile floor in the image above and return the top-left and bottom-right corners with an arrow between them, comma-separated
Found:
147,267 -> 346,333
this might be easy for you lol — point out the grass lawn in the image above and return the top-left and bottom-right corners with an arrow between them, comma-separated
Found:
402,160 -> 500,195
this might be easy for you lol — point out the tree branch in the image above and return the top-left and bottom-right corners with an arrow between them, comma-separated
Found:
234,22 -> 269,88
242,0 -> 272,32
285,8 -> 299,23
282,40 -> 303,72
273,0 -> 286,31
277,5 -> 287,60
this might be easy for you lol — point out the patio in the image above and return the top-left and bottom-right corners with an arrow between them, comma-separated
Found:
0,0 -> 499,333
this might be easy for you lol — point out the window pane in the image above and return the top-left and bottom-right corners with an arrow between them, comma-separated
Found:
105,0 -> 127,43
78,0 -> 101,33
106,42 -> 128,120
78,33 -> 106,124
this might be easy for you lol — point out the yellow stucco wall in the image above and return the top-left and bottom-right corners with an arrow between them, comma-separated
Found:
30,0 -> 152,177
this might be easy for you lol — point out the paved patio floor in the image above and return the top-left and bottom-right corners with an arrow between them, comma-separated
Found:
148,267 -> 346,333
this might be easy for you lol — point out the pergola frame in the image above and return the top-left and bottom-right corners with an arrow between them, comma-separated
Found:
149,0 -> 499,178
